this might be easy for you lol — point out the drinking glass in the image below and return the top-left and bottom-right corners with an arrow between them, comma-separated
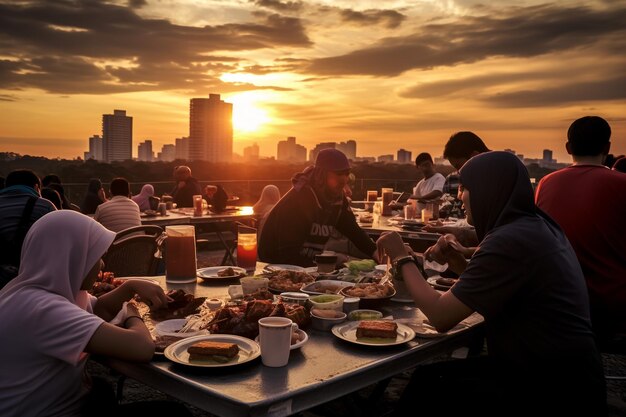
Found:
366,190 -> 378,212
381,188 -> 394,216
237,225 -> 257,273
165,225 -> 197,283
193,194 -> 203,217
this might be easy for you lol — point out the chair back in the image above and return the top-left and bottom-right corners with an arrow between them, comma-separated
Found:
103,234 -> 159,277
115,225 -> 163,241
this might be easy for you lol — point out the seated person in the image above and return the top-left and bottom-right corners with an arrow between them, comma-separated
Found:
204,184 -> 229,213
409,152 -> 445,213
378,152 -> 605,416
81,179 -> 107,215
0,169 -> 56,289
259,149 -> 379,267
0,210 -> 191,417
171,166 -> 202,208
253,185 -> 281,219
41,187 -> 63,210
94,178 -> 141,232
132,184 -> 158,211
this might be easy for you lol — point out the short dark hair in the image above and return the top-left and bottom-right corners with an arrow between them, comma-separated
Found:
110,177 -> 130,196
443,131 -> 489,159
415,152 -> 433,166
6,169 -> 41,189
41,174 -> 61,187
567,116 -> 611,156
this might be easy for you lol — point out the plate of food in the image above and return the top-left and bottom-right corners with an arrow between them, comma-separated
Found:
255,329 -> 309,350
395,319 -> 469,338
197,266 -> 247,281
164,334 -> 260,367
331,320 -> 415,346
340,283 -> 396,308
264,264 -> 306,272
300,280 -> 355,295
267,269 -> 315,293
426,276 -> 458,291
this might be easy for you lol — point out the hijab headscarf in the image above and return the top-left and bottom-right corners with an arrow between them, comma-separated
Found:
459,151 -> 537,242
0,210 -> 115,309
253,185 -> 281,217
132,184 -> 155,211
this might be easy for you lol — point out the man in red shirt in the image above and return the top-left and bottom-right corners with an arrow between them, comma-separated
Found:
536,116 -> 626,348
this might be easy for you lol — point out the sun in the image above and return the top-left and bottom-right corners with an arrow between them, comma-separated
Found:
228,94 -> 270,133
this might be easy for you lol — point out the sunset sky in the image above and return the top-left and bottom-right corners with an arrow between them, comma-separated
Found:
0,0 -> 624,162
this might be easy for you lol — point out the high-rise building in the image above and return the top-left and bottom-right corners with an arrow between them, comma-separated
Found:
543,149 -> 553,162
397,148 -> 412,164
377,154 -> 394,163
277,137 -> 307,162
188,94 -> 233,162
336,140 -> 356,160
243,143 -> 260,161
158,144 -> 176,161
84,134 -> 103,161
309,142 -> 336,162
138,140 -> 153,162
175,137 -> 189,160
102,110 -> 132,162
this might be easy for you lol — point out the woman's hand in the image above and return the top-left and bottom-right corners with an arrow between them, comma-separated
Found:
424,234 -> 468,274
125,280 -> 170,310
376,232 -> 410,262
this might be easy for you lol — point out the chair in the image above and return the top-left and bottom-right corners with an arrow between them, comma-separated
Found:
114,225 -> 163,241
103,234 -> 160,277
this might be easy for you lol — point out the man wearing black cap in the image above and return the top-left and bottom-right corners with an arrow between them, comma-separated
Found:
259,149 -> 378,266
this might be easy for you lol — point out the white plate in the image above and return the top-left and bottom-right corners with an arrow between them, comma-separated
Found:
197,266 -> 247,281
154,319 -> 208,338
426,276 -> 457,291
265,264 -> 305,272
395,319 -> 469,338
331,321 -> 415,346
164,334 -> 260,367
255,329 -> 309,350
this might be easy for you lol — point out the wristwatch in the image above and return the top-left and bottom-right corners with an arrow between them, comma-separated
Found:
392,255 -> 418,281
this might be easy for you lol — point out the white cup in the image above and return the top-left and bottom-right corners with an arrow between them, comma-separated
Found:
258,317 -> 297,367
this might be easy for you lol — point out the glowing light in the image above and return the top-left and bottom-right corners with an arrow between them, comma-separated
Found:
239,206 -> 254,215
228,93 -> 270,133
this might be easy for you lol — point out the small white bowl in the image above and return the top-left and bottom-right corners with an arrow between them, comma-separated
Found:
308,294 -> 344,311
310,309 -> 347,331
279,292 -> 310,306
347,309 -> 383,321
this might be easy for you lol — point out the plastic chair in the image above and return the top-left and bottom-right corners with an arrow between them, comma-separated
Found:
114,225 -> 163,241
103,234 -> 160,277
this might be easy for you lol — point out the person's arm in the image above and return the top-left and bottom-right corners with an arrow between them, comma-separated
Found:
93,279 -> 169,322
86,303 -> 154,361
335,202 -> 377,260
424,234 -> 469,275
422,225 -> 479,247
377,232 -> 473,331
416,190 -> 443,201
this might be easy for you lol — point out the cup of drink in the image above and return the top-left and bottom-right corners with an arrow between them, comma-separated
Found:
381,188 -> 394,216
193,194 -> 203,217
258,317 -> 296,367
237,225 -> 257,273
165,225 -> 197,283
157,202 -> 167,216
366,190 -> 378,212
404,204 -> 416,220
421,208 -> 432,223
429,201 -> 440,220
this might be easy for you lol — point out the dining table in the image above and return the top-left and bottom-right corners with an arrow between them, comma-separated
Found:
107,264 -> 485,417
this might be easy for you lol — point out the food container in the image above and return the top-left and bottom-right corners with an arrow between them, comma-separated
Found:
347,309 -> 383,321
279,292 -> 310,306
342,297 -> 360,314
310,309 -> 347,331
315,252 -> 338,273
340,284 -> 396,309
300,280 -> 354,296
240,277 -> 269,295
308,294 -> 344,311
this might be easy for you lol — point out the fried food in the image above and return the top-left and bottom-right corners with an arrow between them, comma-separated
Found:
218,267 -> 236,277
187,341 -> 239,362
268,270 -> 315,292
342,283 -> 392,298
356,320 -> 397,339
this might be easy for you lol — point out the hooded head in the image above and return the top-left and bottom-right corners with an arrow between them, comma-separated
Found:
292,149 -> 351,202
459,151 -> 536,242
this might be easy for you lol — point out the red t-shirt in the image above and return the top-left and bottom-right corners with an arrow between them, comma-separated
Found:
536,165 -> 626,332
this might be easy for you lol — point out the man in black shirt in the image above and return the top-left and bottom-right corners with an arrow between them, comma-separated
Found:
259,149 -> 378,267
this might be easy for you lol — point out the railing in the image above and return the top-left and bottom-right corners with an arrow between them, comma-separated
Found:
60,179 -> 419,207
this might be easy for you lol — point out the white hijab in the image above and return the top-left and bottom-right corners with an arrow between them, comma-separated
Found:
131,184 -> 154,211
0,210 -> 116,309
253,185 -> 281,218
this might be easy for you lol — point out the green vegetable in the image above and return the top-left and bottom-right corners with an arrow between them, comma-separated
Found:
345,259 -> 376,274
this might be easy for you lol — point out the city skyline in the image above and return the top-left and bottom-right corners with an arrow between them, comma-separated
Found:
1,0 -> 625,162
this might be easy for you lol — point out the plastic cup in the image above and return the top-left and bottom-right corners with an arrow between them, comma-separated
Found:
165,225 -> 197,283
237,226 -> 257,273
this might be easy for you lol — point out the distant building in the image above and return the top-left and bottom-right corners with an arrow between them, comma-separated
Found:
355,156 -> 376,163
188,94 -> 233,162
377,154 -> 394,163
309,142 -> 336,162
336,140 -> 357,160
175,137 -> 189,160
158,144 -> 176,161
84,134 -> 103,161
277,137 -> 307,162
397,148 -> 412,164
102,110 -> 132,162
543,149 -> 553,162
137,140 -> 153,162
243,143 -> 260,161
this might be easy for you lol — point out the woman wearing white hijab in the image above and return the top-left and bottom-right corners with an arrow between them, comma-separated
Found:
131,183 -> 155,211
0,211 -> 189,417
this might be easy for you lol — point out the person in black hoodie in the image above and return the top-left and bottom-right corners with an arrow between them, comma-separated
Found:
259,149 -> 378,267
171,166 -> 202,208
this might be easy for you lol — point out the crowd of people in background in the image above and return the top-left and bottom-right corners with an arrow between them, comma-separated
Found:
0,114 -> 624,416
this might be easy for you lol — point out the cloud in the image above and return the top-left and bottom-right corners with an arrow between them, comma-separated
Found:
254,0 -> 303,13
128,0 -> 147,8
0,0 -> 312,94
339,9 -> 406,29
307,3 -> 626,76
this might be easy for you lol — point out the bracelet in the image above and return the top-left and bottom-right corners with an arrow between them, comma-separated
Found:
123,315 -> 143,327
392,255 -> 418,281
